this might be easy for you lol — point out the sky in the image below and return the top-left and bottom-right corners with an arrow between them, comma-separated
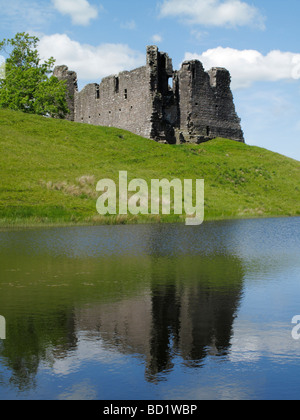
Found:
0,0 -> 300,161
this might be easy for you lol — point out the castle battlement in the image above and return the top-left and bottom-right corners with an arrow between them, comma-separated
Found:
54,46 -> 244,144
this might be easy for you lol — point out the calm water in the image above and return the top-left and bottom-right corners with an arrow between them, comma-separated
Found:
0,217 -> 300,400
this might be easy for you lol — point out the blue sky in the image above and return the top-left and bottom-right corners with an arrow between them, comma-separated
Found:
1,0 -> 300,161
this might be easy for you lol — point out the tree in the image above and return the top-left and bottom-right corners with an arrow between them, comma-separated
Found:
0,32 -> 69,118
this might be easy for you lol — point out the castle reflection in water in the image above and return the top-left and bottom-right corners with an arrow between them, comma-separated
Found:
74,254 -> 244,382
0,223 -> 245,389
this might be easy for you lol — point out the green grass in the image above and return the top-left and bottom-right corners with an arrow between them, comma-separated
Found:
0,108 -> 299,227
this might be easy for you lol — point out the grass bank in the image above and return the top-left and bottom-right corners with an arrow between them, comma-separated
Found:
0,108 -> 299,227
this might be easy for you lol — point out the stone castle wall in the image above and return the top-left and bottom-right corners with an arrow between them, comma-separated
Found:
54,46 -> 244,144
176,61 -> 244,143
75,66 -> 154,139
53,65 -> 78,121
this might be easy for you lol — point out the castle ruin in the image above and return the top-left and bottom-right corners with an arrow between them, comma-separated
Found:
54,45 -> 244,144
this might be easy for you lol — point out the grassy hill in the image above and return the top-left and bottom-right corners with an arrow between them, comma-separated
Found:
0,108 -> 299,227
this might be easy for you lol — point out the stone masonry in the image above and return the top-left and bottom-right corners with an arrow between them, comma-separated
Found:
54,46 -> 244,144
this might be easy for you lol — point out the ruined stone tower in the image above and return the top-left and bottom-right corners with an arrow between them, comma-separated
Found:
54,46 -> 244,144
53,65 -> 78,121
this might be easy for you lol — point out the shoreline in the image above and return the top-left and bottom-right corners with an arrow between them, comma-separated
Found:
0,213 -> 298,231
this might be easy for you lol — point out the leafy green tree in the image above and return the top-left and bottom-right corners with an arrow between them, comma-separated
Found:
0,32 -> 69,118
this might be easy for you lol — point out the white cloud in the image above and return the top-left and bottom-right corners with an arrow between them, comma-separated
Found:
184,47 -> 300,89
52,0 -> 99,26
38,34 -> 145,82
159,0 -> 265,29
152,34 -> 163,43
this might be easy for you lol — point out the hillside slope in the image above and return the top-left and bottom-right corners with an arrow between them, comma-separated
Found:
0,108 -> 299,226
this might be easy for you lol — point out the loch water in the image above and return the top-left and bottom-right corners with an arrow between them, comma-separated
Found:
0,217 -> 300,400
